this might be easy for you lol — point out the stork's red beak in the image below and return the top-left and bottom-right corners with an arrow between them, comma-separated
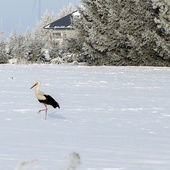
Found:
30,83 -> 37,89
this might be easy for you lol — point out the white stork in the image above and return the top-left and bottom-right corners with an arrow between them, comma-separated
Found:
30,81 -> 60,119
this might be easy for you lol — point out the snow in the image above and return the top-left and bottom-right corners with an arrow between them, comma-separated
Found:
72,11 -> 80,16
44,25 -> 50,29
0,64 -> 170,170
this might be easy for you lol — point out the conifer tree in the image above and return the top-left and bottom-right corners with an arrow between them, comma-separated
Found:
76,0 -> 110,65
34,10 -> 57,46
6,31 -> 26,62
152,0 -> 170,35
0,41 -> 8,63
58,3 -> 75,18
151,0 -> 170,61
31,11 -> 58,62
23,29 -> 33,62
75,0 -> 170,66
107,0 -> 158,65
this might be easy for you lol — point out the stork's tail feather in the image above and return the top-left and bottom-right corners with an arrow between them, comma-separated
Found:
53,101 -> 60,109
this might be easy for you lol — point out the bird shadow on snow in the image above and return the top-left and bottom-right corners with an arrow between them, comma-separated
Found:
48,111 -> 66,120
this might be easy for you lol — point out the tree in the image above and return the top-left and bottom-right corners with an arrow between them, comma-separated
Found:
75,0 -> 170,66
5,31 -> 26,62
23,29 -> 34,62
34,10 -> 57,47
58,3 -> 76,18
28,37 -> 45,63
152,0 -> 170,35
151,0 -> 170,61
33,6 -> 76,61
0,41 -> 8,63
31,11 -> 58,62
74,0 -> 109,65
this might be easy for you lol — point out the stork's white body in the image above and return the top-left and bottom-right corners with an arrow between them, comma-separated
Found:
30,81 -> 60,119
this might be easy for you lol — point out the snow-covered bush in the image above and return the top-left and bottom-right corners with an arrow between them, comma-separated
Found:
15,152 -> 80,170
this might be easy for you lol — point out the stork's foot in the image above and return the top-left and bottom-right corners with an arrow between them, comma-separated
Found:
38,109 -> 46,113
38,108 -> 48,120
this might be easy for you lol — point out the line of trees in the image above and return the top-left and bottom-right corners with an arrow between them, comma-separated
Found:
0,5 -> 75,64
0,1 -> 170,66
72,0 -> 170,66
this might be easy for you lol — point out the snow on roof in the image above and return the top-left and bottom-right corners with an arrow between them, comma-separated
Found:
72,11 -> 80,16
44,11 -> 80,30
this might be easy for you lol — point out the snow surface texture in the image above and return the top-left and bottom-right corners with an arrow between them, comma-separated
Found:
0,65 -> 170,170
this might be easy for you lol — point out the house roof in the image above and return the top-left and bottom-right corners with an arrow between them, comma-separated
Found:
44,11 -> 79,30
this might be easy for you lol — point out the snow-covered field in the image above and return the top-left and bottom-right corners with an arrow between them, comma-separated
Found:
0,64 -> 170,170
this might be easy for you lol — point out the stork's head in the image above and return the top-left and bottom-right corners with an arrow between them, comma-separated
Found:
30,81 -> 41,89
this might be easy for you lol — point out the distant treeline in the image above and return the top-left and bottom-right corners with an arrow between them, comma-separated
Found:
0,1 -> 170,66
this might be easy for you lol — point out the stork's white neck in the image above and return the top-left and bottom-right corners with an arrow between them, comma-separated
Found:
34,82 -> 46,100
34,83 -> 40,93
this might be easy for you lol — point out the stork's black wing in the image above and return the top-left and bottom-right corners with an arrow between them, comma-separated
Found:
43,95 -> 60,108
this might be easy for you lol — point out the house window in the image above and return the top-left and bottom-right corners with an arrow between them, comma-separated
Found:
63,33 -> 66,38
53,32 -> 62,38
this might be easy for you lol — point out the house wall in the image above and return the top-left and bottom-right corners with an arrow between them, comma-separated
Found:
52,30 -> 75,44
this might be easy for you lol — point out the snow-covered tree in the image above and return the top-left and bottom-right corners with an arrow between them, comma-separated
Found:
23,11 -> 58,62
27,37 -> 44,63
75,0 -> 170,66
5,31 -> 26,62
77,0 -> 111,65
23,29 -> 33,62
33,6 -> 76,61
0,41 -> 8,63
152,0 -> 170,35
58,3 -> 76,18
150,0 -> 170,61
34,10 -> 57,45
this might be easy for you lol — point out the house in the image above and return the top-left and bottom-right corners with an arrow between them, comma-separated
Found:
43,11 -> 80,44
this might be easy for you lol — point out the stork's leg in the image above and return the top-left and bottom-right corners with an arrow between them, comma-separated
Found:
38,104 -> 48,119
44,104 -> 48,120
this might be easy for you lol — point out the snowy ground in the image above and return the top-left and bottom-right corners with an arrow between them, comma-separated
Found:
0,64 -> 170,170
